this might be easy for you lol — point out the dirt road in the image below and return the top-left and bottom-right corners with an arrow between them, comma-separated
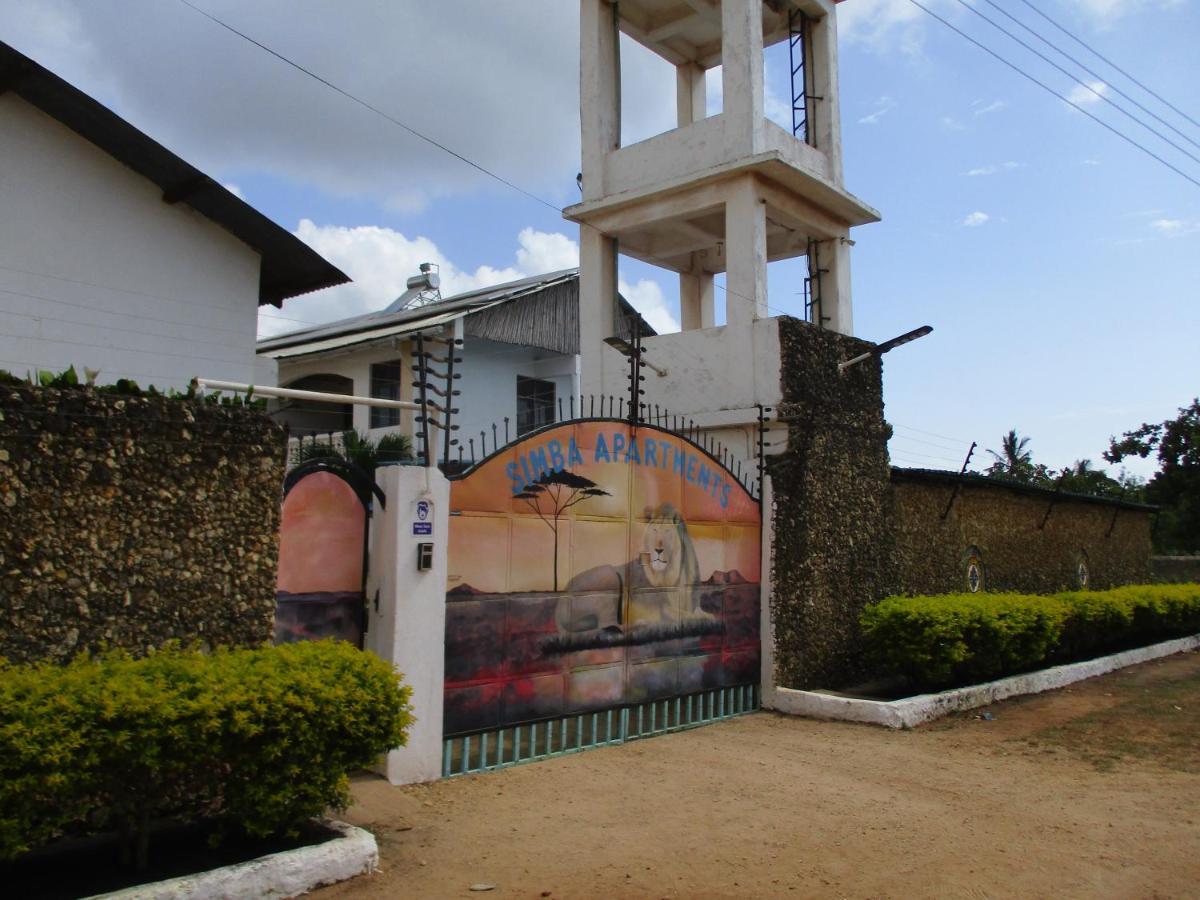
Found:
318,651 -> 1200,899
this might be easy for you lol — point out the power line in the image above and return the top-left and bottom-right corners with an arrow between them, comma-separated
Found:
951,0 -> 1200,167
1012,0 -> 1200,133
172,0 -> 812,324
891,422 -> 975,446
980,0 -> 1200,153
175,0 -> 561,215
903,0 -> 1200,190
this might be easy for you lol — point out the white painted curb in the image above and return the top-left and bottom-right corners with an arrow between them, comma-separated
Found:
764,634 -> 1200,729
87,819 -> 378,900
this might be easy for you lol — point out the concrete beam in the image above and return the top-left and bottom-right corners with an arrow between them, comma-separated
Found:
721,0 -> 765,152
581,0 -> 621,200
676,62 -> 706,127
725,176 -> 768,325
680,252 -> 716,330
579,224 -> 619,396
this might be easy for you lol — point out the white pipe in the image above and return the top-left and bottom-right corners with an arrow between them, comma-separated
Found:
193,378 -> 423,411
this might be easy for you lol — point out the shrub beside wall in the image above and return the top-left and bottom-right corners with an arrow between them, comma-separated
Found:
0,383 -> 286,663
861,584 -> 1200,689
0,641 -> 412,865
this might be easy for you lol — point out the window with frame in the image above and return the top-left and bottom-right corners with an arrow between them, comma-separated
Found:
369,361 -> 403,429
516,376 -> 555,436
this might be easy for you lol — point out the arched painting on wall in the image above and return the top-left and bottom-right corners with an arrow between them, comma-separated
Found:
274,460 -> 382,646
444,421 -> 762,736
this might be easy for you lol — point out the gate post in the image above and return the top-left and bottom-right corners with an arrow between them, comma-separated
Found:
365,464 -> 449,784
759,472 -> 778,704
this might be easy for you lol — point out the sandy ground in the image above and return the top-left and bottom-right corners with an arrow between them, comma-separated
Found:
317,651 -> 1200,899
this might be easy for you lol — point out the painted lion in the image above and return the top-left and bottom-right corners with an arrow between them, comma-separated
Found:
556,503 -> 709,635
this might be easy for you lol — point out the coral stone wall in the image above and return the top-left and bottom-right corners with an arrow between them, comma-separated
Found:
891,473 -> 1153,595
0,384 -> 286,663
1152,556 -> 1200,583
769,317 -> 894,690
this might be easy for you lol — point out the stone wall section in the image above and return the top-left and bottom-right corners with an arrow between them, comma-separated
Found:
1151,556 -> 1200,584
769,317 -> 894,690
0,384 -> 285,663
891,474 -> 1152,595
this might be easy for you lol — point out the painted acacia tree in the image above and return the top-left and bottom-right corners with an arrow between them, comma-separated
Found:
515,470 -> 610,591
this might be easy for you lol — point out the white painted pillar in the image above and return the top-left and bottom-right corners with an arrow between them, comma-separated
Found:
580,0 -> 620,201
724,178 -> 768,326
821,235 -> 854,335
579,223 -> 619,397
676,62 -> 706,128
365,464 -> 450,785
810,9 -> 843,185
721,0 -> 765,154
679,253 -> 715,331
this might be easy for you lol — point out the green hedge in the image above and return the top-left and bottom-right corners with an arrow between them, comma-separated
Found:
0,641 -> 412,866
861,584 -> 1200,690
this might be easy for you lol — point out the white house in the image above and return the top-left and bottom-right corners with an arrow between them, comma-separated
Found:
0,41 -> 348,392
257,268 -> 650,460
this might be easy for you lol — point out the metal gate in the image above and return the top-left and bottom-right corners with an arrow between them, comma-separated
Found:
442,417 -> 762,776
274,459 -> 382,646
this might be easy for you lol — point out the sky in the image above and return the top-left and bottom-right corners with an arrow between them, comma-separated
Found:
3,0 -> 1197,479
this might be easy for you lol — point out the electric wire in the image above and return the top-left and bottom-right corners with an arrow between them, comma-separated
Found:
903,0 -> 1200,190
951,0 -> 1200,167
980,0 -> 1200,152
1012,0 -> 1200,132
171,0 -> 812,324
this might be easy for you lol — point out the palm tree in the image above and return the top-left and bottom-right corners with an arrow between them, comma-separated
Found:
986,429 -> 1033,478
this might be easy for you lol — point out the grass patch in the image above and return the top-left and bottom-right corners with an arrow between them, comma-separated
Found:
1024,661 -> 1200,773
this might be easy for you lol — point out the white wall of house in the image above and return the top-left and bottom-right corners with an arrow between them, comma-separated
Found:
456,338 -> 575,456
269,335 -> 576,460
0,95 -> 263,391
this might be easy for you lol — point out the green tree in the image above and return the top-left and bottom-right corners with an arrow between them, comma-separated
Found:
1105,399 -> 1200,553
1056,458 -> 1127,499
985,429 -> 1053,486
295,430 -> 413,473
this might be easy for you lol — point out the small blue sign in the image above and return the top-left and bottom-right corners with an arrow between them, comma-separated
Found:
412,522 -> 433,536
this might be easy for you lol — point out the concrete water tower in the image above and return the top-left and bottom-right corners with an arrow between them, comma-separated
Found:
564,0 -> 879,447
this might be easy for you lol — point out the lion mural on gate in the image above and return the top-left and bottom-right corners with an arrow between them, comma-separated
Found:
555,503 -> 714,641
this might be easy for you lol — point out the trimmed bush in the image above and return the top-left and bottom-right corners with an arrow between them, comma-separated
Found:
861,584 -> 1200,689
0,641 -> 412,866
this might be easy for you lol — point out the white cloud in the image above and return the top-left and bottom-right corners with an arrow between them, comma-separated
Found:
858,95 -> 898,125
0,1 -> 676,210
1149,218 -> 1200,237
941,116 -> 966,132
260,223 -> 679,338
837,0 -> 932,53
961,211 -> 990,227
618,279 -> 679,334
221,182 -> 244,200
1070,0 -> 1185,27
1066,80 -> 1109,106
965,161 -> 1019,176
1082,158 -> 1102,166
972,99 -> 1008,117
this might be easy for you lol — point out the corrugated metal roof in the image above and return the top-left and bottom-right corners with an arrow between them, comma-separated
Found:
258,268 -> 653,359
0,41 -> 349,307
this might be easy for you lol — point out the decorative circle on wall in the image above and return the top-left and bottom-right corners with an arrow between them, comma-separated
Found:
965,547 -> 985,593
1076,550 -> 1090,589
